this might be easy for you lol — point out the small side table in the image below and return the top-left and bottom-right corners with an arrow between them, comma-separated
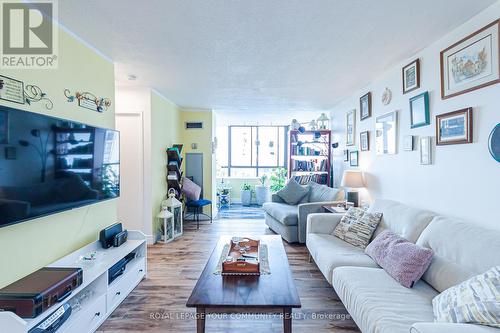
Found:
322,205 -> 348,214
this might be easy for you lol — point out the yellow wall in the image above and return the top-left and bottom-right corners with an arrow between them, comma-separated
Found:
179,110 -> 214,214
0,27 -> 115,288
150,91 -> 180,234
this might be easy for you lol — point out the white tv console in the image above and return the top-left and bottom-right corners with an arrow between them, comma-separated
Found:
0,230 -> 147,333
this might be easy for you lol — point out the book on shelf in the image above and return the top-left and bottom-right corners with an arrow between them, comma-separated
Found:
293,174 -> 328,185
291,159 -> 328,172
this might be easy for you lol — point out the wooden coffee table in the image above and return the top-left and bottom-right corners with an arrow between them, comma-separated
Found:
186,235 -> 301,333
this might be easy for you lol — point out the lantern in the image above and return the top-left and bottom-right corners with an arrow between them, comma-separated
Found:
157,209 -> 174,243
317,113 -> 330,130
161,188 -> 183,239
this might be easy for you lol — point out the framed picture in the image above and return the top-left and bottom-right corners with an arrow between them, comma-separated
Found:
403,135 -> 414,151
420,137 -> 432,165
360,131 -> 369,151
436,108 -> 473,145
0,111 -> 9,144
488,123 -> 500,163
402,59 -> 420,94
375,111 -> 398,155
440,20 -> 500,99
359,92 -> 371,120
346,109 -> 356,146
343,149 -> 349,162
350,151 -> 359,167
0,75 -> 25,104
410,91 -> 430,128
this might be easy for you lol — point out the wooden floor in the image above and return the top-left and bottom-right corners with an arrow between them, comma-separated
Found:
97,218 -> 360,333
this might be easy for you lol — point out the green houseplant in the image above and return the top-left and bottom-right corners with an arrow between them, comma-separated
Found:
270,168 -> 287,193
240,182 -> 253,206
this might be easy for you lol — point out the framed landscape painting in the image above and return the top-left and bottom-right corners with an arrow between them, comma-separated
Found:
440,20 -> 500,99
402,59 -> 420,94
350,151 -> 359,167
410,91 -> 430,128
359,92 -> 371,120
436,108 -> 473,145
346,109 -> 356,146
360,131 -> 369,151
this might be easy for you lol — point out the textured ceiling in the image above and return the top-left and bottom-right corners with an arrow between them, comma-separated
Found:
58,0 -> 497,112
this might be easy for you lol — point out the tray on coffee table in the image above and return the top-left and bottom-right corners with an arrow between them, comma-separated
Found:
222,238 -> 260,275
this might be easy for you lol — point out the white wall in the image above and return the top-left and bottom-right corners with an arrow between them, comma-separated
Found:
330,2 -> 500,230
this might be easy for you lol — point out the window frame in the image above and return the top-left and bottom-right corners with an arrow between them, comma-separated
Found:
225,125 -> 288,177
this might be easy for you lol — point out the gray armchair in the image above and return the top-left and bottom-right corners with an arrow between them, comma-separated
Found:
262,183 -> 343,243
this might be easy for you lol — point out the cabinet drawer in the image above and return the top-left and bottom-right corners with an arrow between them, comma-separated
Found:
63,294 -> 106,333
107,259 -> 145,311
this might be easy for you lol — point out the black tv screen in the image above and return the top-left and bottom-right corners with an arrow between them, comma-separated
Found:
0,105 -> 120,228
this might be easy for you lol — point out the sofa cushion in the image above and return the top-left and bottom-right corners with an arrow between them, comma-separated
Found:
332,266 -> 438,333
333,207 -> 382,249
306,233 -> 378,284
432,266 -> 500,328
417,216 -> 500,293
307,182 -> 340,203
366,230 -> 434,288
276,179 -> 309,205
262,202 -> 298,226
368,199 -> 435,243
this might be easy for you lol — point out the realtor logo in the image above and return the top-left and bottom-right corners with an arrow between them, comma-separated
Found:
0,0 -> 58,69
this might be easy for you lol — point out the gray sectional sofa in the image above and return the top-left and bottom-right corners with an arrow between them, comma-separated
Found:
262,182 -> 343,243
306,199 -> 500,333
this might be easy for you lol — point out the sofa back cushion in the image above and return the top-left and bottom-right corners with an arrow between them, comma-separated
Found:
367,199 -> 435,243
276,179 -> 309,205
307,182 -> 340,203
416,216 -> 500,293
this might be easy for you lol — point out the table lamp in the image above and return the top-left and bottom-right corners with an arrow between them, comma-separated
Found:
341,170 -> 365,207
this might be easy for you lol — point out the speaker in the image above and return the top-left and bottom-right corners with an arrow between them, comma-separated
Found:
99,223 -> 123,249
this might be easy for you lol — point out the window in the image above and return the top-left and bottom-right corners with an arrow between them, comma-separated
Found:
216,125 -> 288,177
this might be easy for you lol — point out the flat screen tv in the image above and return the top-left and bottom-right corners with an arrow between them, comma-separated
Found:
0,105 -> 120,228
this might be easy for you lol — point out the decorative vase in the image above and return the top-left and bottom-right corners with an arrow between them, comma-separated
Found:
240,190 -> 252,206
255,185 -> 270,205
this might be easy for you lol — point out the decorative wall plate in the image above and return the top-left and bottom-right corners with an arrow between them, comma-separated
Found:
382,87 -> 392,105
489,123 -> 500,162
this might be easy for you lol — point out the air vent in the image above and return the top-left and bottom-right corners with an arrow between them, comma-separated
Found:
185,122 -> 203,129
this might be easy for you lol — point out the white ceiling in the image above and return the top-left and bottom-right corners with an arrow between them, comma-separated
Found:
58,0 -> 497,112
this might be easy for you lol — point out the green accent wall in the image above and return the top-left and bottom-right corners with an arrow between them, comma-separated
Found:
150,91 -> 180,235
0,27 -> 116,288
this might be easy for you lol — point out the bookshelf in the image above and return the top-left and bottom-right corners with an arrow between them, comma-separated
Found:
167,144 -> 184,198
288,130 -> 331,186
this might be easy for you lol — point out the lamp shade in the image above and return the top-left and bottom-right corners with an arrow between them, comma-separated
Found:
341,170 -> 365,188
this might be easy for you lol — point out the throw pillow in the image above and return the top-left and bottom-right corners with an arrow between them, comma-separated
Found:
432,266 -> 500,328
276,179 -> 309,205
365,230 -> 434,288
333,207 -> 382,249
308,181 -> 340,203
182,177 -> 201,201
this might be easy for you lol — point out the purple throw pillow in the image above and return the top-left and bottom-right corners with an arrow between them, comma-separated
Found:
182,177 -> 201,201
365,230 -> 433,288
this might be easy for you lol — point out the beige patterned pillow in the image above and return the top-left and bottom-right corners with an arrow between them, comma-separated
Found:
432,266 -> 500,328
332,207 -> 382,249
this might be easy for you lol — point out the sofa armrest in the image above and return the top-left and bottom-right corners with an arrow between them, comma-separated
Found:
306,213 -> 344,235
410,323 -> 498,333
297,201 -> 344,243
271,194 -> 284,203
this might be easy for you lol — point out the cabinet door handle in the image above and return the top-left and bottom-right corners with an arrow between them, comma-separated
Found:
116,291 -> 121,296
95,312 -> 101,317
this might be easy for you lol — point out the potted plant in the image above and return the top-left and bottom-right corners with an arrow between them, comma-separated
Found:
270,167 -> 287,193
255,175 -> 270,205
240,182 -> 253,206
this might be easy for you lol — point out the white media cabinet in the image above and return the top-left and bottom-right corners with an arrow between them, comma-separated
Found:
0,230 -> 147,333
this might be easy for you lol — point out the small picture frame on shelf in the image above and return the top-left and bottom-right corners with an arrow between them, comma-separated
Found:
420,137 -> 432,165
350,151 -> 359,167
402,59 -> 420,94
343,149 -> 349,162
410,91 -> 430,128
360,92 -> 371,120
360,131 -> 369,151
436,108 -> 473,145
403,135 -> 414,151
